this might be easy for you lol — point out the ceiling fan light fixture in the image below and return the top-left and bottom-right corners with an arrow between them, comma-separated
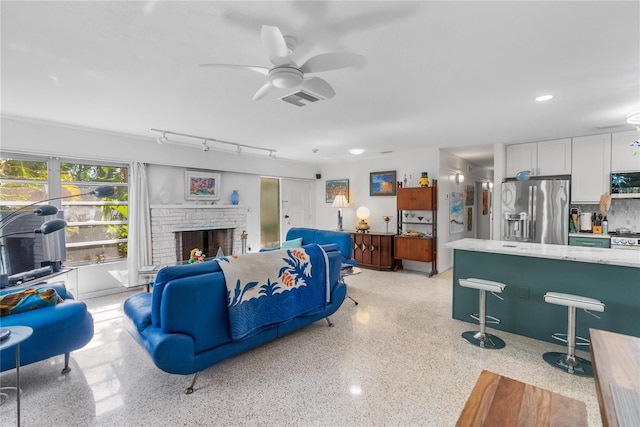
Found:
269,67 -> 303,89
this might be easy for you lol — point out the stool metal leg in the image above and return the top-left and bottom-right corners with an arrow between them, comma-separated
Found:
543,306 -> 593,377
461,289 -> 505,350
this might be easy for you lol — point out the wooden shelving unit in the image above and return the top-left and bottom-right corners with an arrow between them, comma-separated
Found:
395,180 -> 438,276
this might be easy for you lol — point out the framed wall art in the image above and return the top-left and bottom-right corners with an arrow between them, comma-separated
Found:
464,184 -> 475,206
185,170 -> 221,201
450,191 -> 464,234
370,170 -> 397,196
326,179 -> 349,203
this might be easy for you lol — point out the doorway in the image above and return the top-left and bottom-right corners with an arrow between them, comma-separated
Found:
260,178 -> 312,249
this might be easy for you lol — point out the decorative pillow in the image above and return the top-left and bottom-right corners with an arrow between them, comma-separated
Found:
281,237 -> 303,248
0,287 -> 62,317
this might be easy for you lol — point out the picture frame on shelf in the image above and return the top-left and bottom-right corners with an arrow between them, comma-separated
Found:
370,170 -> 397,196
326,179 -> 349,203
185,170 -> 221,201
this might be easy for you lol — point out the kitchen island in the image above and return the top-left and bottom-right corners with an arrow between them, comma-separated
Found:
445,239 -> 640,344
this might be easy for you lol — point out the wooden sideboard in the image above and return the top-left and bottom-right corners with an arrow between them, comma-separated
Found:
350,232 -> 395,270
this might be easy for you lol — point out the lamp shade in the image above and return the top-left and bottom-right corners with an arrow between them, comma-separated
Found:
0,219 -> 67,239
33,205 -> 59,216
37,219 -> 68,235
332,195 -> 349,208
91,185 -> 116,198
356,206 -> 370,220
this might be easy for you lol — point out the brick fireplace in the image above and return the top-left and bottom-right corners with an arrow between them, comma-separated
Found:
150,205 -> 247,266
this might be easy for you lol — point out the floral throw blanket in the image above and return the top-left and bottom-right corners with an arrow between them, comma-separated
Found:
218,244 -> 330,340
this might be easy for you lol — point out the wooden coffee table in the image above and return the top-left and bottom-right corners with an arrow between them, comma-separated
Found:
456,370 -> 587,426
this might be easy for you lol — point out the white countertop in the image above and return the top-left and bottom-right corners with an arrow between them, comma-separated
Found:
444,238 -> 640,268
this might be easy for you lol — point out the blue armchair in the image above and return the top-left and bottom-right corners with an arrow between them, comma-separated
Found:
0,282 -> 94,374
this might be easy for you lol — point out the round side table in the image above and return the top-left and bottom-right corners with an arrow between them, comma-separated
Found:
0,326 -> 33,427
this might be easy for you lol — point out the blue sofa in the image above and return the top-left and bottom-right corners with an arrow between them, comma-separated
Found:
267,227 -> 356,267
123,243 -> 346,393
0,282 -> 94,373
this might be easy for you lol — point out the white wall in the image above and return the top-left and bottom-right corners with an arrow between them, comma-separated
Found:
315,148 -> 441,273
0,116 -> 319,179
1,116 -> 319,296
1,115 -> 494,284
147,164 -> 271,253
437,151 -> 493,272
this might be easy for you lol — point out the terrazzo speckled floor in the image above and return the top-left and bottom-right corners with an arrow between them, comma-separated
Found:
0,268 -> 602,426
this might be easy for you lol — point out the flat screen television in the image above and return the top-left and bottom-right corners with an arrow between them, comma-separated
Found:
1,210 -> 66,276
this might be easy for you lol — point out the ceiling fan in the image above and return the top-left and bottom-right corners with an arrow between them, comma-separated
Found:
200,25 -> 366,101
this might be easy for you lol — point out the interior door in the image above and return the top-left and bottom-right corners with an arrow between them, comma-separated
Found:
280,179 -> 311,243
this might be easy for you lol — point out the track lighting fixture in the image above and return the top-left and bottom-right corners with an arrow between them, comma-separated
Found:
157,133 -> 168,144
150,128 -> 276,159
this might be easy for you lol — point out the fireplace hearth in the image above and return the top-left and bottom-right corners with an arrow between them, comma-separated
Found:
150,205 -> 247,266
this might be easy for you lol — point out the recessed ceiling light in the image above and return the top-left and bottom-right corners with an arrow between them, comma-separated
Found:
627,111 -> 640,125
349,148 -> 365,155
535,95 -> 553,102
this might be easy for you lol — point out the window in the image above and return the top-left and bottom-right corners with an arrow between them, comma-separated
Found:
1,156 -> 129,265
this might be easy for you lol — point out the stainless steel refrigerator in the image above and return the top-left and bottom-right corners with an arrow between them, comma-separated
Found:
501,179 -> 569,245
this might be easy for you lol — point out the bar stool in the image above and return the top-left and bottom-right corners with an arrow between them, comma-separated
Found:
543,292 -> 605,377
458,278 -> 507,349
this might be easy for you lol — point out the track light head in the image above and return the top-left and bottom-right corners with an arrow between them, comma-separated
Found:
157,133 -> 168,144
269,151 -> 276,160
202,141 -> 210,152
236,146 -> 242,155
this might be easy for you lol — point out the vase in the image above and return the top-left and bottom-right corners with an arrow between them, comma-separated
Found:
231,190 -> 240,205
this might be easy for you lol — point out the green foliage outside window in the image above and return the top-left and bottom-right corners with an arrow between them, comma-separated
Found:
1,157 -> 129,264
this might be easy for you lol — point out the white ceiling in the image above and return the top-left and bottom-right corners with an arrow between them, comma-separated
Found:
2,1 -> 639,168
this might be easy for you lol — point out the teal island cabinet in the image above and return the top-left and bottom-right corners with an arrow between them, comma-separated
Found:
445,238 -> 640,344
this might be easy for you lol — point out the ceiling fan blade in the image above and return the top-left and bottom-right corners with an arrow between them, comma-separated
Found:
261,25 -> 291,66
199,64 -> 269,76
302,77 -> 335,99
252,81 -> 275,101
299,53 -> 366,74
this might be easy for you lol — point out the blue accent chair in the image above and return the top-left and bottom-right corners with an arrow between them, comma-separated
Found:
0,282 -> 94,374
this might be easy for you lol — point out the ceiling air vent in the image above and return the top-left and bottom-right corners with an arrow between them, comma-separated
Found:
279,89 -> 324,107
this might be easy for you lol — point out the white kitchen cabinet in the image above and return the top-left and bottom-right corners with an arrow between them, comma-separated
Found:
537,138 -> 572,175
611,130 -> 640,172
571,134 -> 611,203
506,139 -> 571,177
506,143 -> 537,177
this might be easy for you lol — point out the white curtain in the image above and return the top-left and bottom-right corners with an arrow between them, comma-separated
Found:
127,162 -> 152,287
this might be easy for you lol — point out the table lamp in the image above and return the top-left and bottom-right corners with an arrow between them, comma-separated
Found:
332,195 -> 348,231
356,206 -> 371,233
